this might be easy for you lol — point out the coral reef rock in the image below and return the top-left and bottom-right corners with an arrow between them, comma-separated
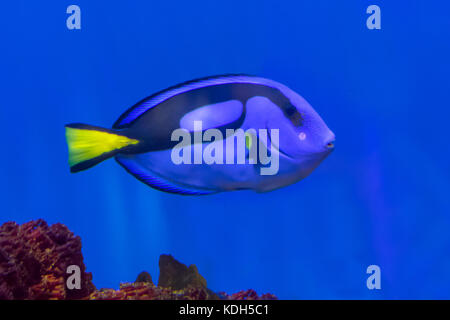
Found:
0,220 -> 277,300
135,271 -> 153,285
158,254 -> 207,290
0,220 -> 95,299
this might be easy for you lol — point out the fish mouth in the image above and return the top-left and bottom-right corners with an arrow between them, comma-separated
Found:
323,131 -> 336,151
324,137 -> 335,153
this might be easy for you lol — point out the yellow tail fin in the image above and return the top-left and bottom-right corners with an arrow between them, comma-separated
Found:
65,124 -> 139,172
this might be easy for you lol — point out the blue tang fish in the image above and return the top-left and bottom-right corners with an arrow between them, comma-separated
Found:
65,74 -> 335,195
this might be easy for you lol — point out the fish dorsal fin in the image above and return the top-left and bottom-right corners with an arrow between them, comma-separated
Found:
113,74 -> 278,129
115,155 -> 217,195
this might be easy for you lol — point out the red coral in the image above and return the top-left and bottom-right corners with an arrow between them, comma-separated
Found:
0,220 -> 95,299
0,220 -> 277,300
89,283 -> 213,300
88,285 -> 276,300
225,289 -> 277,300
29,274 -> 66,300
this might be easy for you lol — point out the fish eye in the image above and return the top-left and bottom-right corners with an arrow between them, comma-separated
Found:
298,132 -> 306,140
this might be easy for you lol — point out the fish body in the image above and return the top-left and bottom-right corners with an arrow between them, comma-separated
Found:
65,75 -> 335,195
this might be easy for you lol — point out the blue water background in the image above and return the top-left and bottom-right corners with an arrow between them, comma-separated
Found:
1,1 -> 449,299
